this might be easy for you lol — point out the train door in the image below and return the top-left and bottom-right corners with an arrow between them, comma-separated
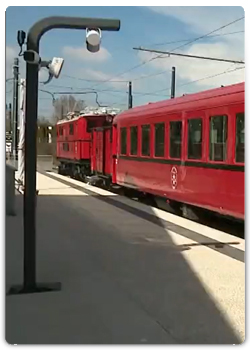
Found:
91,129 -> 97,173
112,124 -> 118,183
96,129 -> 104,174
104,127 -> 113,176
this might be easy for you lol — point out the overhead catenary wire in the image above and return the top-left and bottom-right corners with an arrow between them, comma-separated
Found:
61,74 -> 128,83
38,66 -> 244,102
52,90 -> 105,107
164,16 -> 244,54
134,66 -> 245,98
144,30 -> 244,48
176,66 -> 245,90
38,67 -> 244,113
133,47 -> 245,64
86,16 -> 245,90
130,17 -> 245,81
49,22 -> 244,90
39,83 -> 170,97
60,29 -> 244,85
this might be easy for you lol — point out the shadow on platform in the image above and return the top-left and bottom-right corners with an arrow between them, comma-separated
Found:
6,190 -> 244,344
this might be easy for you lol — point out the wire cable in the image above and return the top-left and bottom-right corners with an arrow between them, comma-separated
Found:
87,16 -> 245,89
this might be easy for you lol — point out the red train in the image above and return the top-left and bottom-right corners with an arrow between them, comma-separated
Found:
56,82 -> 245,221
56,109 -> 115,180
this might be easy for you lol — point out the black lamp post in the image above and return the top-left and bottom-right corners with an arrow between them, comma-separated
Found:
8,16 -> 120,295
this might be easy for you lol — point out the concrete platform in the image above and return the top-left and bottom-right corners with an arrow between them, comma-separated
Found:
6,172 -> 245,344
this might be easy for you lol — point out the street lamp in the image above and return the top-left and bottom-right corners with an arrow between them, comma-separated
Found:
8,16 -> 120,295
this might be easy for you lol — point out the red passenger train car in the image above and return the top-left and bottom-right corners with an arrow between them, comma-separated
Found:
112,82 -> 244,220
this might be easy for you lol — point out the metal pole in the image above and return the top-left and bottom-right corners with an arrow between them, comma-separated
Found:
8,16 -> 120,295
8,103 -> 12,133
171,67 -> 176,99
18,80 -> 26,190
128,81 -> 133,109
12,58 -> 19,160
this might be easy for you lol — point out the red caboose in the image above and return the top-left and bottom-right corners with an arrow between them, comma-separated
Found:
56,108 -> 113,179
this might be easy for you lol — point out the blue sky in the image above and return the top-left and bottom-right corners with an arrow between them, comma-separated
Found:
6,6 -> 245,119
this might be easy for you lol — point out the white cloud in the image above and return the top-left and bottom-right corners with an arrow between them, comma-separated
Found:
6,46 -> 16,63
62,46 -> 111,62
148,6 -> 245,34
82,69 -> 126,89
58,7 -> 244,107
137,32 -> 245,96
39,68 -> 50,82
6,46 -> 17,80
80,68 -> 144,92
6,45 -> 27,82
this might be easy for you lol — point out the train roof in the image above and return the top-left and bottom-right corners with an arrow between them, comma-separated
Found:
114,82 -> 244,123
57,107 -> 121,125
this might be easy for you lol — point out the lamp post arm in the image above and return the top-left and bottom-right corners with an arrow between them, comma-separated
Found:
27,16 -> 120,51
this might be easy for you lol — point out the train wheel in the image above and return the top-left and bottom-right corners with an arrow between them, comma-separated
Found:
181,204 -> 199,221
58,164 -> 64,175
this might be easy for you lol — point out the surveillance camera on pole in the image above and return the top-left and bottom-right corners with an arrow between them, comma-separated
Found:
23,50 -> 41,65
23,49 -> 64,80
86,28 -> 102,53
48,57 -> 64,78
39,57 -> 64,84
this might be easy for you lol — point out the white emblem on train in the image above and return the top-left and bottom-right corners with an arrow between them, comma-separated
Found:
171,167 -> 177,189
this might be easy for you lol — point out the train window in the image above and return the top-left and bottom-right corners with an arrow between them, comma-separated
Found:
154,123 -> 165,157
188,118 -> 202,159
130,126 -> 138,155
110,128 -> 113,143
69,123 -> 74,135
87,120 -> 96,132
120,127 -> 127,155
141,125 -> 150,156
209,115 -> 228,161
235,112 -> 244,163
170,121 -> 182,159
63,143 -> 69,152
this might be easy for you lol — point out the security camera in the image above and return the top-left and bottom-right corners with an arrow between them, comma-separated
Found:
86,28 -> 102,53
48,57 -> 64,79
23,50 -> 41,65
39,57 -> 64,85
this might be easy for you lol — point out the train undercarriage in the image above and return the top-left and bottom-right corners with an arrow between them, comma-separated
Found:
57,158 -> 91,182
